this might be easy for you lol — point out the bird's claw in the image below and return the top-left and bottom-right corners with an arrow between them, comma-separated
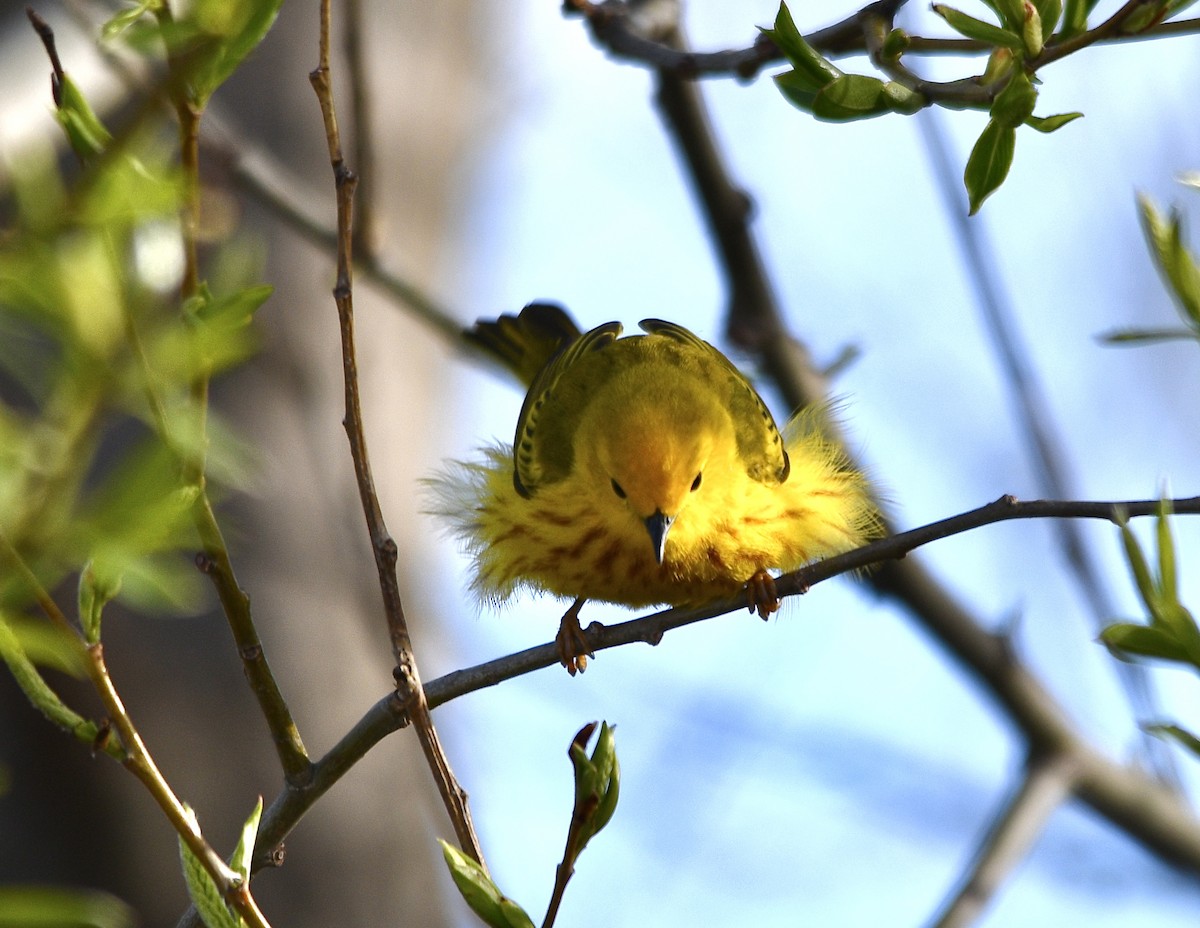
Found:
746,570 -> 780,620
556,599 -> 595,675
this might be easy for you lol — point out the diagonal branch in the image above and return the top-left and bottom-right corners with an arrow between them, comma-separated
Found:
928,752 -> 1077,928
914,109 -> 1176,783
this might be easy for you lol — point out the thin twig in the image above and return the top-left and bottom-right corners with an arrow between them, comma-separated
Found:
928,752 -> 1078,928
420,494 -> 1200,705
2,534 -> 271,926
308,0 -> 486,870
207,114 -> 464,344
131,0 -> 315,785
87,642 -> 272,928
25,7 -> 65,104
343,0 -> 379,258
914,108 -> 1176,784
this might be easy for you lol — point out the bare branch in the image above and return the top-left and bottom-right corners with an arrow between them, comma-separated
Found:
914,109 -> 1176,782
308,0 -> 487,870
929,752 -> 1077,928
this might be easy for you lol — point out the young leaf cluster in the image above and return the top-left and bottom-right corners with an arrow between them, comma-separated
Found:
178,799 -> 263,928
1102,193 -> 1200,345
440,722 -> 620,928
0,15 -> 270,770
1102,502 -> 1200,758
761,3 -> 922,122
104,0 -> 283,110
762,0 -> 1095,211
0,142 -> 264,635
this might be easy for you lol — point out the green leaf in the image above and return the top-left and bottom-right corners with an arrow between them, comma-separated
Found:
102,0 -> 163,38
439,841 -> 534,928
179,807 -> 243,928
1024,111 -> 1083,133
1060,0 -> 1100,36
980,47 -> 1018,87
1021,3 -> 1045,55
0,886 -> 135,928
79,439 -> 197,562
184,0 -> 285,107
1099,326 -> 1200,345
978,0 -> 1027,30
1146,723 -> 1200,758
55,73 -> 113,161
932,5 -> 1023,49
113,553 -> 206,615
78,147 -> 183,227
0,614 -> 99,746
0,613 -> 85,677
79,558 -> 123,644
991,70 -> 1038,128
881,28 -> 910,60
1166,0 -> 1200,17
812,74 -> 892,122
964,119 -> 1016,214
1032,0 -> 1063,39
189,283 -> 272,375
1137,194 -> 1200,328
230,797 -> 263,882
568,721 -> 621,850
590,723 -> 621,835
1121,0 -> 1169,33
1119,515 -> 1159,612
1156,500 -> 1177,603
773,70 -> 819,112
1101,622 -> 1188,663
761,3 -> 841,89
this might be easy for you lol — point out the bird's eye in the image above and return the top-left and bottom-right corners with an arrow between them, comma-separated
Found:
610,478 -> 626,499
690,472 -> 703,492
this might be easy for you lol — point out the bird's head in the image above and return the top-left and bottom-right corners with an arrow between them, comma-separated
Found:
580,379 -> 732,564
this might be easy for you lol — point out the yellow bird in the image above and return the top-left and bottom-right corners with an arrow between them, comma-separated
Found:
432,303 -> 879,673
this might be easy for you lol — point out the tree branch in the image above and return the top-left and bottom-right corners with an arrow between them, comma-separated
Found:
241,495 -> 1200,876
565,0 -> 1200,83
929,752 -> 1077,928
913,108 -> 1175,782
307,0 -> 486,870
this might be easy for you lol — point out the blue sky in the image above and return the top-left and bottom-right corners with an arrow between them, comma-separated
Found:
422,2 -> 1200,925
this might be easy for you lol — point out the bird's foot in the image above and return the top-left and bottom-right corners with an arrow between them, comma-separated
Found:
556,598 -> 595,676
745,571 -> 780,620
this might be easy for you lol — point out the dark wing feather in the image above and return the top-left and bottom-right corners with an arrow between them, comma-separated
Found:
465,302 -> 583,388
512,320 -> 623,497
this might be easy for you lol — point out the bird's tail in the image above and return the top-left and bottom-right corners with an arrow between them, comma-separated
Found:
465,301 -> 582,388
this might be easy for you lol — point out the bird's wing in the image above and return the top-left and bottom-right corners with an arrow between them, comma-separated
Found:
465,302 -> 583,388
639,319 -> 790,485
512,319 -> 624,497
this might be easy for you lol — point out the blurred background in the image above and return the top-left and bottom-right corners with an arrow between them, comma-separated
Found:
2,1 -> 1200,925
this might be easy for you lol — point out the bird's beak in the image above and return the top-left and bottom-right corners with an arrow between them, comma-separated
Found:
644,510 -> 676,565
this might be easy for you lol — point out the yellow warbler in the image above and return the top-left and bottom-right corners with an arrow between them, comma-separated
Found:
432,303 -> 879,673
